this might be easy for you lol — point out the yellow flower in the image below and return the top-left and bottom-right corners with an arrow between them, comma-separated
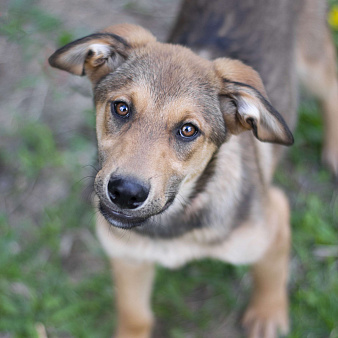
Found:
328,5 -> 338,30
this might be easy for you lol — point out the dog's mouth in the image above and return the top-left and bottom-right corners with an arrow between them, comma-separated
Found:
99,198 -> 174,229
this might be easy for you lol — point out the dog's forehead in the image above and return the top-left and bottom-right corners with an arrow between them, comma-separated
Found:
94,43 -> 227,145
133,44 -> 215,91
94,43 -> 218,105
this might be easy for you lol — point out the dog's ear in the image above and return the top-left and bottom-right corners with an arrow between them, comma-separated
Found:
214,58 -> 294,146
48,24 -> 156,84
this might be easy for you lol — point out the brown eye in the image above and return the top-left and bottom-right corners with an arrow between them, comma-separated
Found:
113,101 -> 130,117
179,123 -> 198,139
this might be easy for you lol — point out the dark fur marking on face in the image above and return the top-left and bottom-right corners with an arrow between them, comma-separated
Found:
105,100 -> 137,136
189,149 -> 218,200
172,139 -> 198,162
94,71 -> 135,104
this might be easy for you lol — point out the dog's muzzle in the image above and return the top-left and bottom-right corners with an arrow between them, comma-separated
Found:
107,176 -> 150,210
97,175 -> 151,229
98,175 -> 176,229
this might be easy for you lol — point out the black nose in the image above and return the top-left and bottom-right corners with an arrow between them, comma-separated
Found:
107,177 -> 149,210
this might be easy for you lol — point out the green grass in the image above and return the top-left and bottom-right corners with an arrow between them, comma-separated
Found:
0,1 -> 337,337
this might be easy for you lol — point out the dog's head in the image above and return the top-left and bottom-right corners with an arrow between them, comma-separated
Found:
49,24 -> 293,229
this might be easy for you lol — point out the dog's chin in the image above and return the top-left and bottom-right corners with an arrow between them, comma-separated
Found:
99,199 -> 174,230
99,203 -> 149,229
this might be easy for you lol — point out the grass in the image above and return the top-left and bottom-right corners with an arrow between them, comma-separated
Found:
0,0 -> 337,337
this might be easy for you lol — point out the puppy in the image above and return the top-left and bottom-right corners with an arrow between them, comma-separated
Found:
49,0 -> 338,336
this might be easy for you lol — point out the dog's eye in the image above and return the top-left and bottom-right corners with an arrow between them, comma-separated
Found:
178,123 -> 198,139
112,101 -> 130,118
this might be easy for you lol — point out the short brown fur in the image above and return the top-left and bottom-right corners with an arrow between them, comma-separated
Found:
49,1 -> 338,336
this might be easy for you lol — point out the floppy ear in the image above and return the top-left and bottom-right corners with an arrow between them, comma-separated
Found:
214,58 -> 294,146
48,24 -> 156,84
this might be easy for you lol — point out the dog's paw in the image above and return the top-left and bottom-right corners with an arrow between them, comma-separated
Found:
242,299 -> 289,338
322,144 -> 338,178
114,330 -> 151,338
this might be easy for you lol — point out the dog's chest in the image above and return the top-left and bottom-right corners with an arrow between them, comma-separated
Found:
96,212 -> 271,268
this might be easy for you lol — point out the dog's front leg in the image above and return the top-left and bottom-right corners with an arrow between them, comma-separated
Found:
243,187 -> 291,338
111,258 -> 155,338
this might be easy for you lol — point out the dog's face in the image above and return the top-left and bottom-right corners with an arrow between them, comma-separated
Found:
49,24 -> 293,229
93,44 -> 226,228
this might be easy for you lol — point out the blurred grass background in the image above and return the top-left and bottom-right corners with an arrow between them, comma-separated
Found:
0,0 -> 337,337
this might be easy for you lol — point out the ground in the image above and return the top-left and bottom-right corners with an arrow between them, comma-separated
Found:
0,0 -> 337,337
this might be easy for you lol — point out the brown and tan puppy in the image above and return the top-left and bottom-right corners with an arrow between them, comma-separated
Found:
49,0 -> 338,337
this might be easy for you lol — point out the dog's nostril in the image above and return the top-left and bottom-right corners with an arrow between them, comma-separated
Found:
108,191 -> 119,201
107,177 -> 149,210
